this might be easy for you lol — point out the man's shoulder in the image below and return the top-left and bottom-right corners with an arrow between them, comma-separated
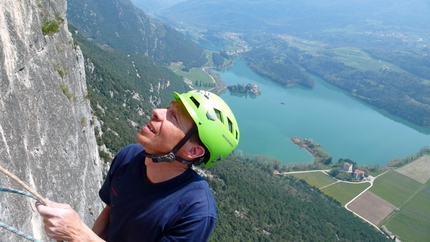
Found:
110,144 -> 144,171
121,143 -> 144,154
182,170 -> 216,203
115,144 -> 144,160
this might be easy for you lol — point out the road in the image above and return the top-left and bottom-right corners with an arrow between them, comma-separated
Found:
283,169 -> 390,232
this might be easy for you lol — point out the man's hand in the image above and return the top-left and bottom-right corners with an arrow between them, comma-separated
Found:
36,200 -> 103,242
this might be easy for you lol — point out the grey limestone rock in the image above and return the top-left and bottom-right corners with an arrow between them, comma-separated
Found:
0,0 -> 103,241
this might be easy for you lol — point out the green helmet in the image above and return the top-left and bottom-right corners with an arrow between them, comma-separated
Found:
174,90 -> 240,168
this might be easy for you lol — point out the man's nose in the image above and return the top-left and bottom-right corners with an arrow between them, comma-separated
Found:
152,108 -> 166,120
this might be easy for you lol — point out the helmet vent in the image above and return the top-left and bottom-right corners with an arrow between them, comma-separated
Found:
227,118 -> 233,133
214,109 -> 222,122
189,96 -> 200,108
206,111 -> 216,121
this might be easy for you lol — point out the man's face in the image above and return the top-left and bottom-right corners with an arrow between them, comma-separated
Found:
136,100 -> 194,156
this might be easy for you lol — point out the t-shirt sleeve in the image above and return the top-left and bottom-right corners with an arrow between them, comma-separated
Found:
159,216 -> 216,242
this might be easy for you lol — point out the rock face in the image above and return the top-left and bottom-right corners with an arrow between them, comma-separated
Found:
0,0 -> 103,241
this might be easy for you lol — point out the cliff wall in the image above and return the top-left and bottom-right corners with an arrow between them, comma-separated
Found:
0,0 -> 103,241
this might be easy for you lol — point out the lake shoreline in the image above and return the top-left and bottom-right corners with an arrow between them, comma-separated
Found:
291,137 -> 332,164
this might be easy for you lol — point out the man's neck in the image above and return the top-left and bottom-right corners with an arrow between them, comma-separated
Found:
145,157 -> 188,183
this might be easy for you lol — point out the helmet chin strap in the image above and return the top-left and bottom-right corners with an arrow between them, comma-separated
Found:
142,125 -> 202,165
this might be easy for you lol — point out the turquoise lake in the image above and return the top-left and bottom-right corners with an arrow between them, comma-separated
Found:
214,60 -> 430,166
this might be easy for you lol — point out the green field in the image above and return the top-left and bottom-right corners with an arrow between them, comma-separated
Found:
168,64 -> 214,87
167,50 -> 229,90
291,41 -> 406,73
331,47 -> 405,72
320,182 -> 370,206
383,182 -> 430,242
289,38 -> 326,55
289,172 -> 336,188
369,170 -> 422,207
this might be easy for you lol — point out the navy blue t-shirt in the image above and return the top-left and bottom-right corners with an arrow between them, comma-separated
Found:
99,144 -> 217,242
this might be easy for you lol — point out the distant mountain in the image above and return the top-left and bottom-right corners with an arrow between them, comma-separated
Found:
67,0 -> 206,66
151,0 -> 430,36
129,0 -> 185,15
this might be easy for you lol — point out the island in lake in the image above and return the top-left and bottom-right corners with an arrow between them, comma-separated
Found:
227,83 -> 261,95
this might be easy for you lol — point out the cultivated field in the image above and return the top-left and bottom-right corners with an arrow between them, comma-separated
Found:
369,170 -> 422,207
347,191 -> 396,225
331,46 -> 405,72
396,155 -> 430,184
384,183 -> 430,242
289,172 -> 336,188
320,182 -> 370,206
286,157 -> 430,241
168,65 -> 213,85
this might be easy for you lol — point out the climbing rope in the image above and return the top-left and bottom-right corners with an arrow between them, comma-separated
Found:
0,221 -> 40,242
0,165 -> 48,205
0,165 -> 47,242
0,186 -> 39,201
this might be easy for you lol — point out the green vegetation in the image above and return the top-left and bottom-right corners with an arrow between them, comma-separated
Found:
168,64 -> 216,90
291,137 -> 332,165
288,172 -> 336,188
320,182 -> 370,206
288,154 -> 430,241
301,55 -> 430,127
67,0 -> 206,67
227,83 -> 260,95
41,13 -> 63,35
80,117 -> 87,127
364,48 -> 430,80
54,64 -> 67,77
331,47 -> 404,72
59,83 -> 74,100
384,183 -> 430,242
241,47 -> 315,88
387,146 -> 430,167
369,170 -> 422,207
211,52 -> 225,68
208,157 -> 388,241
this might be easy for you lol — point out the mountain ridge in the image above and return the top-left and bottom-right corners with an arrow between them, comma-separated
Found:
67,0 -> 206,66
144,0 -> 430,36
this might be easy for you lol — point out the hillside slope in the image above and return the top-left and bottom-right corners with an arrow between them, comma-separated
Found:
206,157 -> 389,241
67,0 -> 206,66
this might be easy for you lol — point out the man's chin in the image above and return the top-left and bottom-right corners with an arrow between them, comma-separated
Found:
136,133 -> 149,147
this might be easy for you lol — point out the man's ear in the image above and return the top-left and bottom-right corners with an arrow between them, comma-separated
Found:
184,144 -> 205,159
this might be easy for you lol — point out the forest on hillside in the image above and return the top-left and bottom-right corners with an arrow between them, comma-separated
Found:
300,55 -> 430,127
207,156 -> 389,241
67,0 -> 206,67
242,47 -> 315,89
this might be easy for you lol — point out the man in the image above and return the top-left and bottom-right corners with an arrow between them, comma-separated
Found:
36,90 -> 240,241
